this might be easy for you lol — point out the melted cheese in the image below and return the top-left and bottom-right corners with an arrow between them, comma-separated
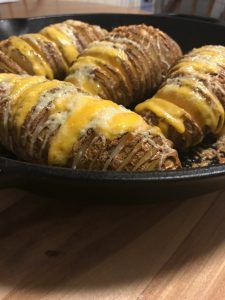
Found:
192,47 -> 225,57
33,83 -> 76,117
157,81 -> 224,133
106,112 -> 148,137
191,47 -> 225,68
13,80 -> 60,130
83,43 -> 133,91
25,86 -> 78,157
0,74 -> 25,96
0,73 -> 18,81
67,74 -> 103,97
174,59 -> 219,74
173,46 -> 225,78
23,33 -> 53,48
8,36 -> 53,78
136,98 -> 186,134
48,98 -> 114,165
23,33 -> 68,76
85,42 -> 127,63
10,76 -> 47,102
40,26 -> 78,65
67,57 -> 105,96
21,34 -> 57,79
48,96 -> 148,165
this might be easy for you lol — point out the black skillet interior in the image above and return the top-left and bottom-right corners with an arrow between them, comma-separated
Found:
0,13 -> 225,199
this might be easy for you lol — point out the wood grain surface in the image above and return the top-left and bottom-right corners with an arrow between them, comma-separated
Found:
0,0 -> 148,19
0,189 -> 225,299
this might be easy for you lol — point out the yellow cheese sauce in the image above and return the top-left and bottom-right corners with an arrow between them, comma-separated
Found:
22,33 -> 54,48
0,73 -> 18,82
172,59 -> 219,75
48,98 -> 115,165
48,96 -> 149,165
0,74 -> 21,101
156,82 -> 224,133
0,74 -> 28,96
9,76 -> 47,103
190,48 -> 225,68
22,33 -> 68,74
21,34 -> 57,79
172,47 -> 225,79
67,75 -> 103,97
48,94 -> 77,115
13,80 -> 60,130
8,36 -> 54,78
83,43 -> 133,91
67,56 -> 106,96
192,47 -> 225,57
136,97 -> 186,134
40,26 -> 78,65
104,111 -> 149,138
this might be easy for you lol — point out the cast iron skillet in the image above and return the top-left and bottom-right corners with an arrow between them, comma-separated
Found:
0,13 -> 225,199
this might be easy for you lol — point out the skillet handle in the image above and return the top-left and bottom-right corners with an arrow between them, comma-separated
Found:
166,13 -> 225,26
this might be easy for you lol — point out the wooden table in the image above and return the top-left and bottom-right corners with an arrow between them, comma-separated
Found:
0,0 -> 148,19
1,1 -> 225,299
1,189 -> 225,299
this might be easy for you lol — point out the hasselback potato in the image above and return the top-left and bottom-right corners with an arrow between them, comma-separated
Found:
136,45 -> 225,149
0,20 -> 108,79
66,24 -> 182,107
0,73 -> 180,171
